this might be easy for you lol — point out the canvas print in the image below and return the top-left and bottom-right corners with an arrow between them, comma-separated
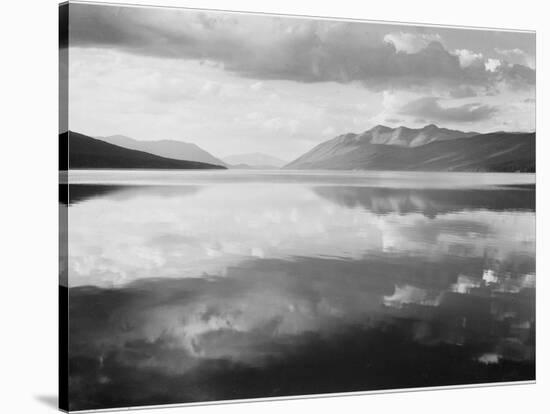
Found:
59,1 -> 536,412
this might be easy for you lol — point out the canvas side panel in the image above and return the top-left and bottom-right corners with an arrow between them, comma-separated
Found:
59,2 -> 69,411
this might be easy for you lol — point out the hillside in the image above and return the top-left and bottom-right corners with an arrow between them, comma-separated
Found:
348,124 -> 477,147
97,135 -> 226,167
285,129 -> 535,172
61,131 -> 227,170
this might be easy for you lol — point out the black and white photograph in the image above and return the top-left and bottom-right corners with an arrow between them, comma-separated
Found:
58,1 -> 536,412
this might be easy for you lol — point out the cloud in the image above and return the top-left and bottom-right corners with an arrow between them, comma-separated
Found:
399,97 -> 498,123
454,49 -> 483,68
383,32 -> 442,53
67,4 -> 535,91
384,117 -> 403,124
498,63 -> 536,88
485,58 -> 502,72
449,85 -> 478,98
495,48 -> 535,69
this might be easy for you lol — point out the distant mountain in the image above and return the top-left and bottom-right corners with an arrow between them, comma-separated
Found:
97,135 -> 226,167
228,163 -> 282,170
286,124 -> 477,170
351,124 -> 478,147
223,153 -> 287,169
62,131 -> 226,170
285,128 -> 535,172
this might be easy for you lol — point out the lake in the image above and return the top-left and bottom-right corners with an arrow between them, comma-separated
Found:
62,170 -> 536,411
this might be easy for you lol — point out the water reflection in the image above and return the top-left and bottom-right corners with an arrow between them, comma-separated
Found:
314,185 -> 535,217
66,173 -> 535,410
62,184 -> 202,205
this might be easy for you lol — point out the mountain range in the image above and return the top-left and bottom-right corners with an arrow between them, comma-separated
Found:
222,153 -> 288,169
285,125 -> 535,172
63,124 -> 535,173
61,131 -> 226,170
97,135 -> 227,167
341,124 -> 478,147
95,135 -> 287,169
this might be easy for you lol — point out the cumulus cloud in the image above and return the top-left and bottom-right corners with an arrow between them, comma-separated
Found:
67,3 -> 535,91
383,32 -> 442,53
399,97 -> 498,123
485,58 -> 502,72
454,49 -> 483,68
495,48 -> 535,69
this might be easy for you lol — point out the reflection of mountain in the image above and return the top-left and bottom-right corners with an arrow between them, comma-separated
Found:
286,126 -> 535,172
97,134 -> 227,167
314,185 -> 535,217
62,132 -> 227,170
223,152 -> 287,169
61,184 -> 202,206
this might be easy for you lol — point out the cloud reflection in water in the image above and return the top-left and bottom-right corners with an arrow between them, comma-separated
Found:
66,178 -> 535,410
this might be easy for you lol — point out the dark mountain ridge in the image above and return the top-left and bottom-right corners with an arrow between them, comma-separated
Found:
61,131 -> 226,170
96,134 -> 227,167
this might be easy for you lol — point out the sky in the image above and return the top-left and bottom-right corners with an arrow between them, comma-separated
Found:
66,3 -> 536,160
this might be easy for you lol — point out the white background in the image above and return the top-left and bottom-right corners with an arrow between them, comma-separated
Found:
0,0 -> 547,412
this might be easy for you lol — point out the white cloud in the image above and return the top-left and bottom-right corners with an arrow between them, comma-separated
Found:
67,7 -> 536,150
69,48 -> 384,159
384,32 -> 442,54
495,48 -> 535,69
485,58 -> 502,72
454,49 -> 483,68
69,5 -> 534,92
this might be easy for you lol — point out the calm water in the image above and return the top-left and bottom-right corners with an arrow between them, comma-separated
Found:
63,170 -> 536,411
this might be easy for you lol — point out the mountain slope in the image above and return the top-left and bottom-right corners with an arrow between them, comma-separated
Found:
62,131 -> 226,170
97,135 -> 226,167
285,132 -> 535,172
286,124 -> 477,169
223,153 -> 287,168
354,124 -> 477,147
